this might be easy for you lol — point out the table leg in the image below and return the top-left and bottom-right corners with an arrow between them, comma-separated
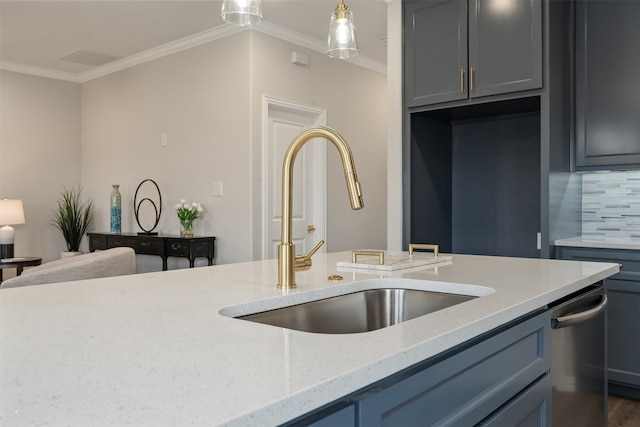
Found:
17,266 -> 24,276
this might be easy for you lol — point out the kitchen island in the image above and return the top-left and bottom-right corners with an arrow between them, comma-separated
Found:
0,252 -> 618,426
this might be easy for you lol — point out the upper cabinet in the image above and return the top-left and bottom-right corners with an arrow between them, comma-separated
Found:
575,1 -> 640,170
404,0 -> 542,108
402,0 -> 577,259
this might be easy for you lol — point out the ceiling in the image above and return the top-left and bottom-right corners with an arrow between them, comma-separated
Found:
0,0 -> 388,81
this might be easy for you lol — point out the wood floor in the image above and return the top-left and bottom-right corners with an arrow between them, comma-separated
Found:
609,395 -> 640,427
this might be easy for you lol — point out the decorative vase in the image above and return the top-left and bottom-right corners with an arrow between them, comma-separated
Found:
110,185 -> 122,234
180,219 -> 193,238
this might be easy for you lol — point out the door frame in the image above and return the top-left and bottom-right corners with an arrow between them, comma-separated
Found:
261,96 -> 327,260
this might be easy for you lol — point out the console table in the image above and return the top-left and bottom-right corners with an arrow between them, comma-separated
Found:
88,233 -> 215,271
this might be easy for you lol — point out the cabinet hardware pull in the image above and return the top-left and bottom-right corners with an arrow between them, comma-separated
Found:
307,224 -> 316,233
470,67 -> 475,91
460,68 -> 465,93
409,243 -> 439,257
352,250 -> 384,265
141,242 -> 150,246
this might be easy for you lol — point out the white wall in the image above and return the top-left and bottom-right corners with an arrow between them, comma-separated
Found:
249,31 -> 388,257
387,0 -> 403,251
81,32 -> 252,270
0,70 -> 81,272
1,29 -> 388,272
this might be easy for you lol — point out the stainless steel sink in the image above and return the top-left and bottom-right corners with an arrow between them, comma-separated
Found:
237,288 -> 476,334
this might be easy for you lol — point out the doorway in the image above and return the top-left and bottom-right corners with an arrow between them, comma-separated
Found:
262,97 -> 327,260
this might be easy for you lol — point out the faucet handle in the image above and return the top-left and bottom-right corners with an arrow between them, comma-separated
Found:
295,240 -> 325,272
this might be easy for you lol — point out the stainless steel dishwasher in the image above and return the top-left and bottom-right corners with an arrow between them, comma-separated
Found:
550,284 -> 608,426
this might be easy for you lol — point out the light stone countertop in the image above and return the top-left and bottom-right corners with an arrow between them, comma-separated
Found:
555,236 -> 640,251
0,252 -> 619,426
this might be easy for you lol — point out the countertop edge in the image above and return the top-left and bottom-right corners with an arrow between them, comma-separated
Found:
555,237 -> 640,251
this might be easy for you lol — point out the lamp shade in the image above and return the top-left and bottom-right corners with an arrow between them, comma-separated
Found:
0,199 -> 25,225
221,0 -> 263,26
327,0 -> 359,58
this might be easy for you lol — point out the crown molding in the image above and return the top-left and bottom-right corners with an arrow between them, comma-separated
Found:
0,60 -> 80,82
1,21 -> 386,83
77,24 -> 245,83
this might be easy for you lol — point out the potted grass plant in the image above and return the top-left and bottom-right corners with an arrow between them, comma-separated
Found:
52,186 -> 94,257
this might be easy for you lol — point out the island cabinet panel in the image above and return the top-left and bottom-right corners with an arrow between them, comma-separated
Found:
354,311 -> 550,426
293,404 -> 355,427
575,1 -> 640,170
404,0 -> 542,108
556,246 -> 640,399
478,374 -> 551,426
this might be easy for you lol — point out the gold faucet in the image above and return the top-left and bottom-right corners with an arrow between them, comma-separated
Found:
278,126 -> 364,288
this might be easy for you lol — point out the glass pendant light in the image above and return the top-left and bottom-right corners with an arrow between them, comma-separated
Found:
327,0 -> 359,59
221,0 -> 263,26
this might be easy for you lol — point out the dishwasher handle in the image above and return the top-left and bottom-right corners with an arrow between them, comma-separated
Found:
551,295 -> 607,329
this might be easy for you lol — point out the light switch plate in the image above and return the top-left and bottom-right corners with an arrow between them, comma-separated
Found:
213,182 -> 223,197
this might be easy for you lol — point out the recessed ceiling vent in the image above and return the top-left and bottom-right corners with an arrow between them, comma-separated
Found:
59,49 -> 121,66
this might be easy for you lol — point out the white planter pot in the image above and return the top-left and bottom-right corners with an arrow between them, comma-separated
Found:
60,251 -> 83,259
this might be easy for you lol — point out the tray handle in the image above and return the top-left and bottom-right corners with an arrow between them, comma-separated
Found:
409,243 -> 439,257
352,250 -> 385,265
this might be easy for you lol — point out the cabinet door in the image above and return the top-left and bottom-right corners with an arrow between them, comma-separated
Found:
575,1 -> 640,170
468,0 -> 542,98
478,374 -> 551,427
404,0 -> 467,107
283,403 -> 355,427
607,278 -> 640,389
355,312 -> 549,426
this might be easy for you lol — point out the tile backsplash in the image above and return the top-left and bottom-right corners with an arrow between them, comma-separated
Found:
582,171 -> 640,239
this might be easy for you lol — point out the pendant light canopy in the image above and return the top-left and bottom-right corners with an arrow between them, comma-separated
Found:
327,0 -> 359,59
221,0 -> 263,26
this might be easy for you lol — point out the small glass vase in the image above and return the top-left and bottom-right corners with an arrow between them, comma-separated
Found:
110,184 -> 122,234
180,219 -> 194,238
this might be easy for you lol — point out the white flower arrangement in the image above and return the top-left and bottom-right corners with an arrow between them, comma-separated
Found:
175,199 -> 204,222
175,200 -> 204,237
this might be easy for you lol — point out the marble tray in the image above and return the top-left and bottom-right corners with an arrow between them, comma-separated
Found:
337,251 -> 452,272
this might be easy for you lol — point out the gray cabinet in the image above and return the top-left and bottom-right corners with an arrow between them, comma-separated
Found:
575,1 -> 640,170
402,0 -> 578,259
404,0 -> 542,108
287,311 -> 551,427
556,246 -> 640,399
354,312 -> 550,426
296,404 -> 355,427
478,374 -> 551,427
